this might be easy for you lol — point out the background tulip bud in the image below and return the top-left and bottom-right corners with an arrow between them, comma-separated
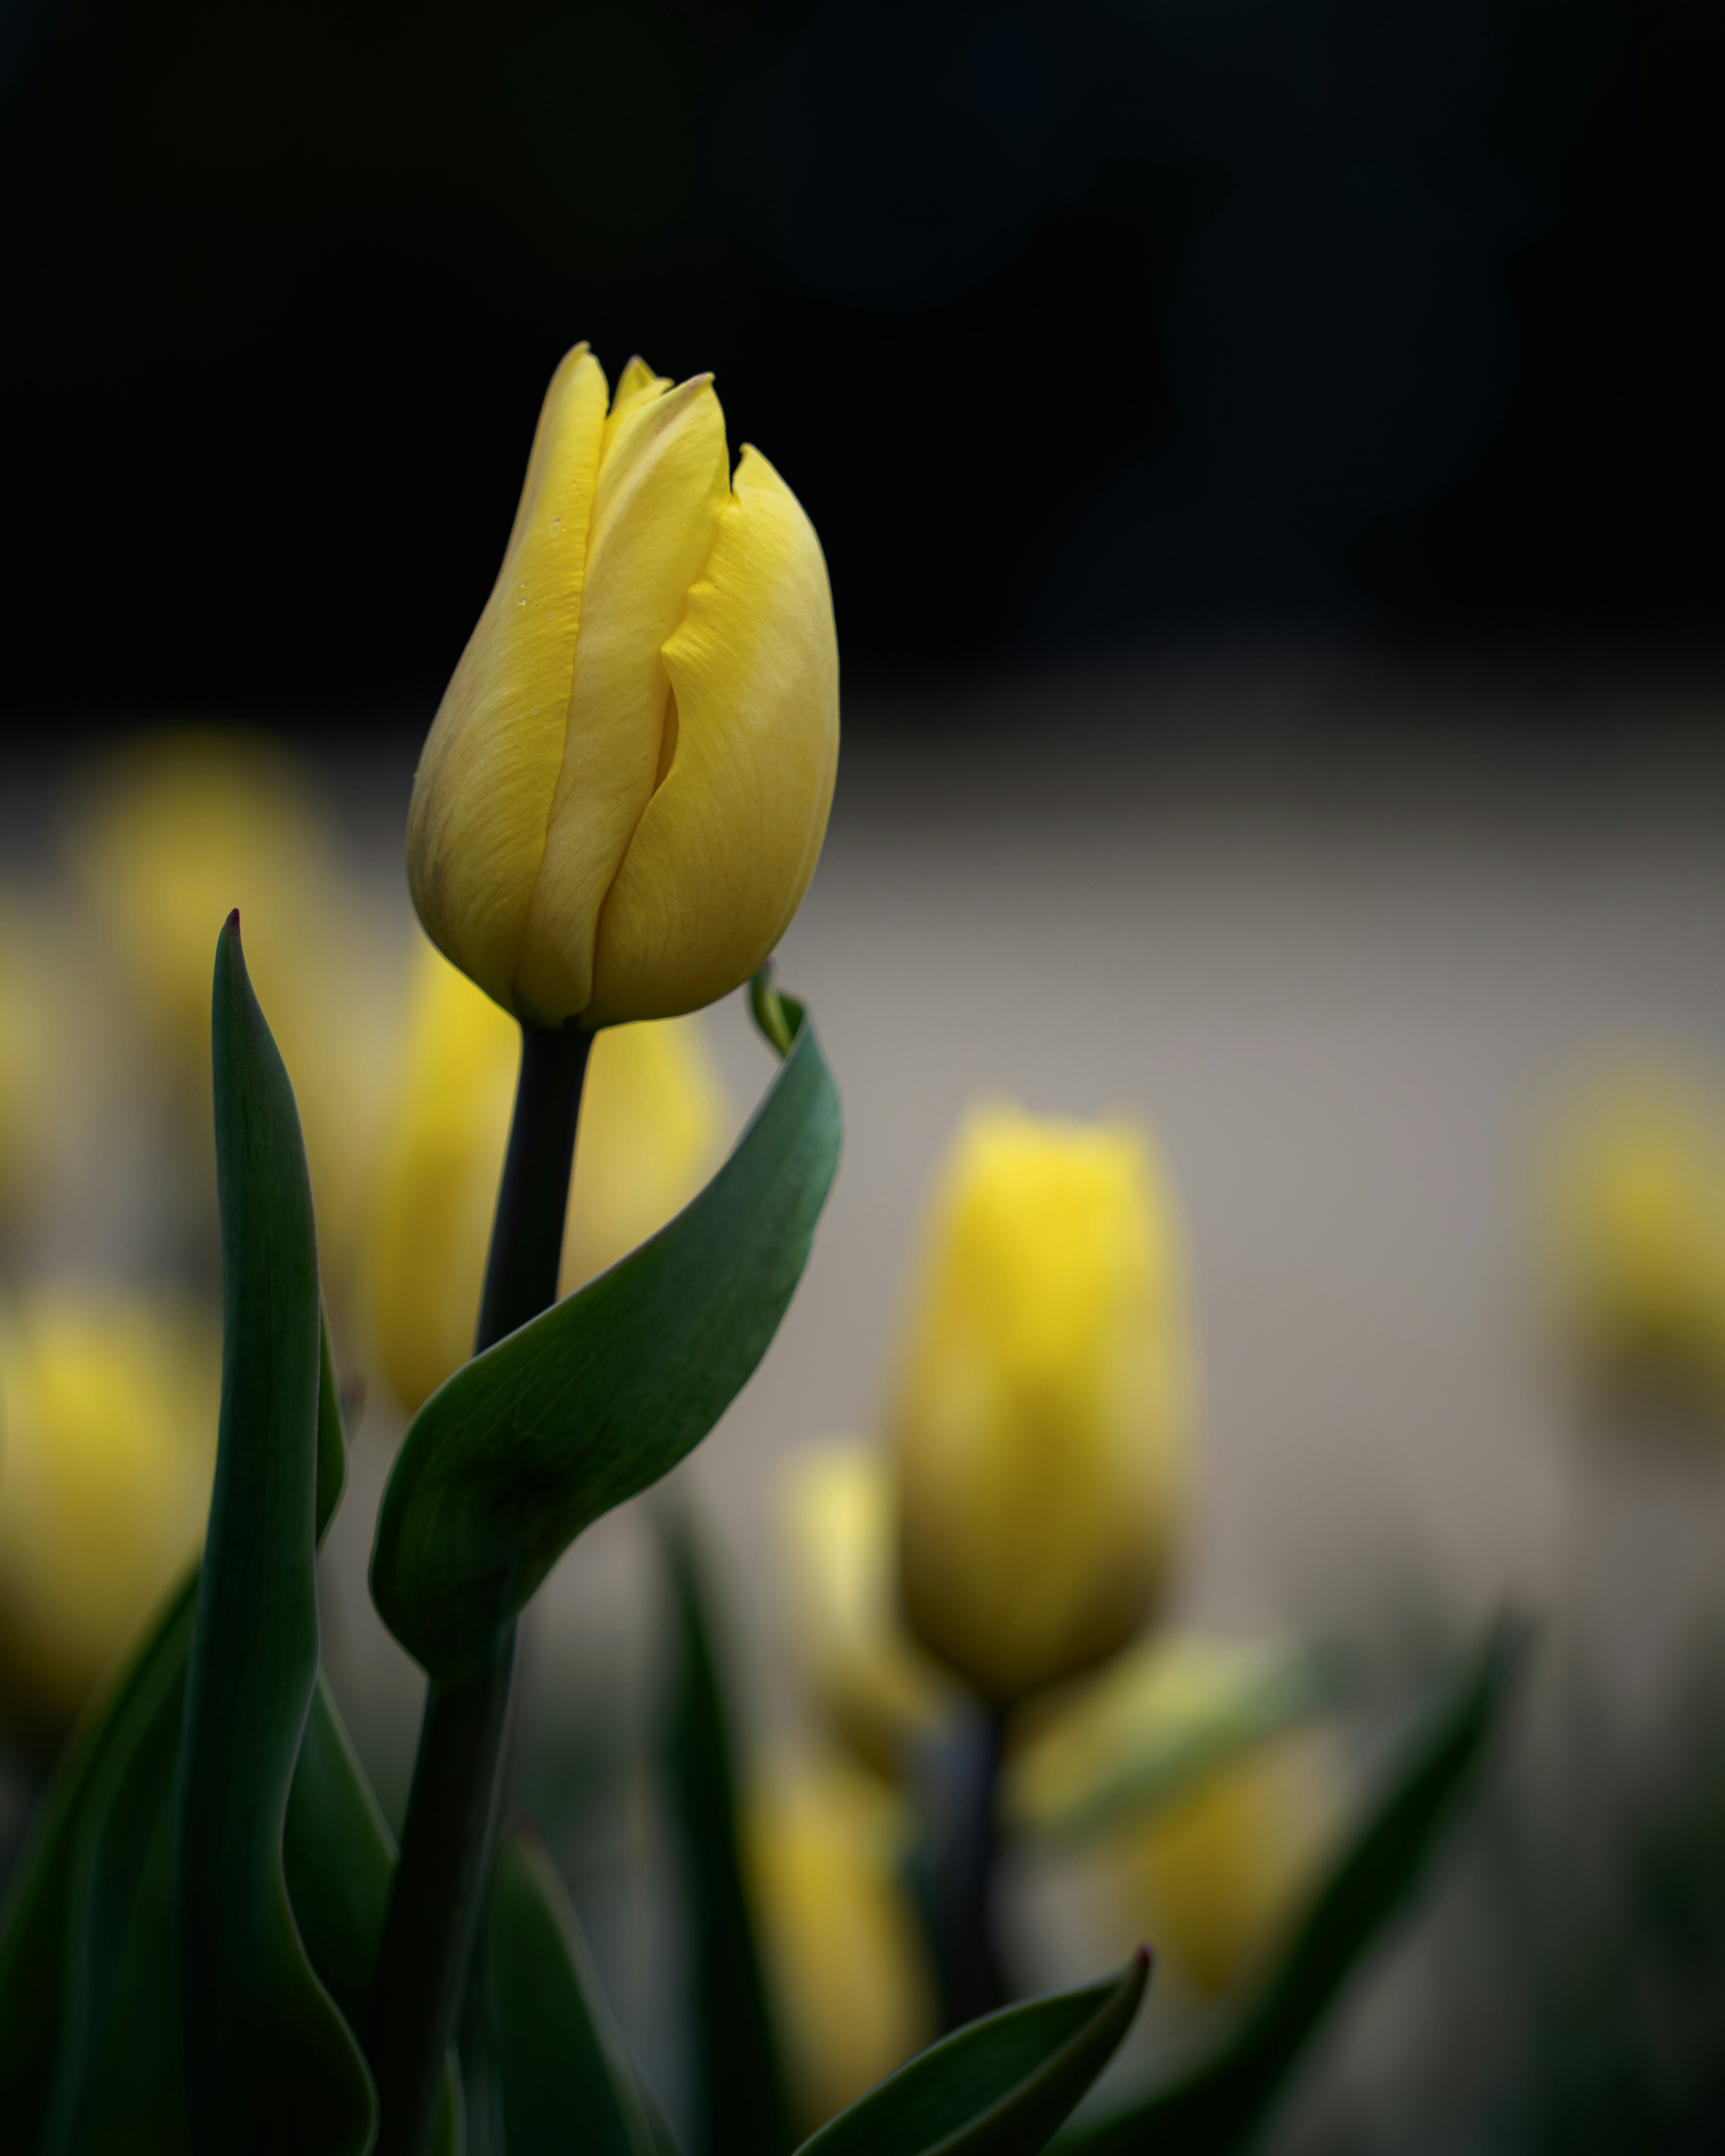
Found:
776,1442 -> 955,1778
370,939 -> 727,1411
65,729 -> 396,1310
1543,1064 -> 1725,1414
1102,1727 -> 1341,1996
747,1759 -> 938,2128
407,345 -> 840,1029
890,1104 -> 1195,1705
0,1291 -> 219,1726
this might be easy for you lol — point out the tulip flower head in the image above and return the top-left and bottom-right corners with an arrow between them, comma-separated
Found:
66,729 -> 396,1302
407,346 -> 840,1029
890,1104 -> 1195,1706
748,1759 -> 939,2128
1544,1064 -> 1725,1416
776,1441 -> 954,1778
0,1291 -> 219,1726
1106,1726 -> 1340,1995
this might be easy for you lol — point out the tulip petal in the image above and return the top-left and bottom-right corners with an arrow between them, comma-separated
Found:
408,345 -> 609,1014
515,373 -> 731,1024
602,354 -> 671,459
587,446 -> 839,1027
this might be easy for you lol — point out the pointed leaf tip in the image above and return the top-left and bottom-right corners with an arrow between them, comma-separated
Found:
796,1951 -> 1150,2156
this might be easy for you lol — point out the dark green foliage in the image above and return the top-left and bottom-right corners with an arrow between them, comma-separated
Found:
173,913 -> 375,2154
1062,1620 -> 1526,2156
486,1825 -> 660,2156
371,994 -> 841,1683
0,1573 -> 197,2155
798,1954 -> 1150,2156
660,1515 -> 795,2156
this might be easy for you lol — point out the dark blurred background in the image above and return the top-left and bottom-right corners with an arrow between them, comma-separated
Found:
2,0 -> 1722,730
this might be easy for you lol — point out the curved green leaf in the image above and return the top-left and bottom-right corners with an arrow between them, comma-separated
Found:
41,1586 -> 193,2156
1061,1620 -> 1526,2156
797,1953 -> 1150,2156
372,995 -> 841,1683
486,1825 -> 656,2156
0,1570 -> 197,2150
659,1515 -> 792,2156
174,913 -> 376,2155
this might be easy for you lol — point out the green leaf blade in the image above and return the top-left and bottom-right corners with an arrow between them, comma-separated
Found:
0,1570 -> 199,2148
372,999 -> 841,1683
174,912 -> 376,2156
660,1516 -> 793,2156
1064,1619 -> 1526,2156
486,1825 -> 657,2156
798,1954 -> 1150,2156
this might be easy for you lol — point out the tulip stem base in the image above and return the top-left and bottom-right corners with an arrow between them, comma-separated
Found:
365,1624 -> 518,2156
366,1017 -> 593,2156
921,1706 -> 1009,2029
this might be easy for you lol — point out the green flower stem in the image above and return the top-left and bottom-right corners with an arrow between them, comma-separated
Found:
919,1705 -> 1008,2030
366,1017 -> 593,2156
475,1020 -> 596,1349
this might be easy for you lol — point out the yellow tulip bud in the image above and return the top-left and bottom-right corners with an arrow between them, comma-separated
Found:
1104,1727 -> 1340,1996
370,939 -> 728,1411
0,1291 -> 219,1726
1544,1065 -> 1725,1412
1006,1633 -> 1318,1838
407,346 -> 840,1030
0,914 -> 49,1217
776,1443 -> 954,1778
65,729 -> 395,1304
890,1104 -> 1195,1705
747,1759 -> 939,2128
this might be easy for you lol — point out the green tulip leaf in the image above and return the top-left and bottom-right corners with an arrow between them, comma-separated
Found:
796,1953 -> 1150,2156
1060,1620 -> 1526,2156
0,1569 -> 198,2150
486,1824 -> 660,2156
660,1515 -> 794,2156
40,1584 -> 194,2156
174,913 -> 376,2155
284,1673 -> 464,2156
372,992 -> 841,1683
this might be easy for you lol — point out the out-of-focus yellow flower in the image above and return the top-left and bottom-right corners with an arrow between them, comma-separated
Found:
407,344 -> 839,1032
776,1442 -> 953,1778
64,729 -> 395,1304
0,914 -> 49,1217
1007,1634 -> 1323,1839
1544,1067 -> 1725,1410
890,1104 -> 1195,1705
747,1758 -> 939,2130
0,1290 -> 219,1726
371,941 -> 728,1411
1102,1727 -> 1341,1996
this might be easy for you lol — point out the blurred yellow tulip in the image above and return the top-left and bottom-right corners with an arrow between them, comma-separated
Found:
407,345 -> 839,1032
64,729 -> 396,1305
371,940 -> 728,1411
1544,1065 -> 1725,1412
776,1442 -> 953,1778
1007,1633 -> 1324,1839
0,913 -> 49,1218
0,1290 -> 219,1726
747,1759 -> 939,2129
891,1104 -> 1196,1705
1103,1727 -> 1341,1996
